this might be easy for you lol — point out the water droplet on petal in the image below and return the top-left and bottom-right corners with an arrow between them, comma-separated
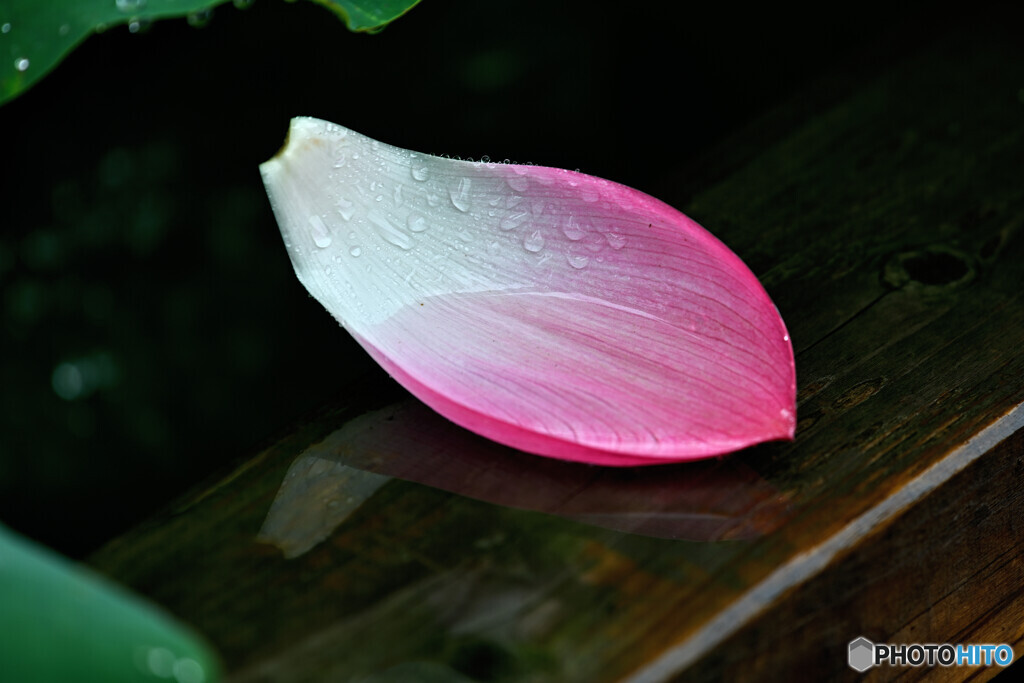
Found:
411,164 -> 429,181
450,177 -> 472,212
562,215 -> 585,240
368,211 -> 413,250
506,175 -> 529,193
567,254 -> 589,269
407,214 -> 428,232
426,192 -> 441,207
393,184 -> 404,205
607,232 -> 627,249
349,246 -> 362,257
580,186 -> 601,203
309,215 -> 332,248
499,211 -> 528,231
336,196 -> 355,221
14,58 -> 29,72
523,230 -> 545,253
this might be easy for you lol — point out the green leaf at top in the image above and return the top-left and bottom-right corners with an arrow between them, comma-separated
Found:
0,0 -> 421,107
311,0 -> 421,32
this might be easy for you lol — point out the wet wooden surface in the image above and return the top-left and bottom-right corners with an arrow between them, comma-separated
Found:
90,14 -> 1024,683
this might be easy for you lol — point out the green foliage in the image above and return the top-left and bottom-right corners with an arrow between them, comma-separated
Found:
0,523 -> 222,682
0,0 -> 420,106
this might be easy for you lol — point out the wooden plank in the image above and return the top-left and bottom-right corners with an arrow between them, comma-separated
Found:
89,16 -> 1024,683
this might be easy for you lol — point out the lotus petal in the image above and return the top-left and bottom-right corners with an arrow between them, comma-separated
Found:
260,117 -> 796,466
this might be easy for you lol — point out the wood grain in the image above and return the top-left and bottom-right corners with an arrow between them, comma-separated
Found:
90,14 -> 1024,683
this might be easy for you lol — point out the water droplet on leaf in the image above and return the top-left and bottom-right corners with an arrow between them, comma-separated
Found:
187,9 -> 213,27
115,0 -> 145,12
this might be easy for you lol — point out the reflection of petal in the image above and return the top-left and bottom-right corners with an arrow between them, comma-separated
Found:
259,399 -> 792,556
358,661 -> 477,683
231,566 -> 561,683
261,117 -> 796,465
257,457 -> 389,559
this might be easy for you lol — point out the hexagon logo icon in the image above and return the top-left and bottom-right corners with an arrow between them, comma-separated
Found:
849,637 -> 875,672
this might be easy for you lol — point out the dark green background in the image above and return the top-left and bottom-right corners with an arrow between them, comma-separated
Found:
0,0 -> 966,557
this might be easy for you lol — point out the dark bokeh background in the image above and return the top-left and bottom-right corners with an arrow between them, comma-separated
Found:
0,0 -> 964,558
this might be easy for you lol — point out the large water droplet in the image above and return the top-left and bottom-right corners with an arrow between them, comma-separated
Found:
336,197 -> 355,221
115,0 -> 145,12
349,246 -> 362,257
411,165 -> 429,181
407,214 -> 428,232
562,215 -> 585,241
523,230 -> 545,253
187,9 -> 213,27
450,177 -> 472,212
506,175 -> 529,192
309,215 -> 332,248
1,22 -> 11,33
368,211 -> 413,250
14,57 -> 29,72
567,254 -> 589,269
607,232 -> 627,249
499,211 -> 528,231
172,658 -> 206,683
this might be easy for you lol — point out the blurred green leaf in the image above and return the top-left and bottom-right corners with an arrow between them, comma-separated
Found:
0,523 -> 222,682
0,0 -> 421,106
